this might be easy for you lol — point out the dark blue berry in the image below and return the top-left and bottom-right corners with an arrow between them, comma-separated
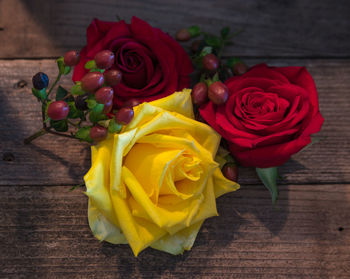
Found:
32,72 -> 49,90
75,94 -> 89,111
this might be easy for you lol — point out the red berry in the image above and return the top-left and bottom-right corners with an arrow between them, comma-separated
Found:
202,54 -> 219,72
64,50 -> 80,66
95,87 -> 114,104
191,82 -> 208,106
104,69 -> 122,86
222,163 -> 238,182
103,100 -> 113,114
233,61 -> 249,75
116,107 -> 134,125
175,29 -> 191,41
123,98 -> 141,108
94,50 -> 115,69
47,101 -> 69,121
90,125 -> 108,142
81,72 -> 104,93
208,81 -> 229,105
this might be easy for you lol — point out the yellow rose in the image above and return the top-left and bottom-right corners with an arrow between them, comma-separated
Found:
84,89 -> 239,256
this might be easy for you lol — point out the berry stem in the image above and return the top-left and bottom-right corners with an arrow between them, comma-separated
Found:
23,128 -> 47,144
67,119 -> 79,128
23,127 -> 79,144
47,73 -> 62,98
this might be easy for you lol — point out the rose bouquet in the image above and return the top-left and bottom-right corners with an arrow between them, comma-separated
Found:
25,17 -> 323,256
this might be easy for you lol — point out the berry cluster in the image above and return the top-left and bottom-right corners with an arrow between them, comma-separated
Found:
26,24 -> 241,183
29,49 -> 137,144
175,26 -> 248,107
175,25 -> 246,182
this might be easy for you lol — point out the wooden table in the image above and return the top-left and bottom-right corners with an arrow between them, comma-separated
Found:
1,0 -> 349,278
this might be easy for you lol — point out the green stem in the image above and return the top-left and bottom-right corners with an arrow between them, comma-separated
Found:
24,128 -> 47,144
47,73 -> 62,98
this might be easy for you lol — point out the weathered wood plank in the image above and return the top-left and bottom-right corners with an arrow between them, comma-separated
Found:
0,0 -> 350,58
1,59 -> 349,186
0,184 -> 349,278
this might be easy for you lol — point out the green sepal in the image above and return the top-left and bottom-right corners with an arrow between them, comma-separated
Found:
57,57 -> 65,74
32,88 -> 47,101
204,78 -> 214,87
187,25 -> 201,37
50,119 -> 68,132
85,60 -> 97,70
89,68 -> 105,73
212,72 -> 220,82
64,66 -> 71,75
89,111 -> 108,123
71,82 -> 85,96
97,119 -> 110,128
75,127 -> 93,143
67,102 -> 83,119
193,46 -> 213,69
86,99 -> 97,109
92,103 -> 104,114
220,26 -> 230,39
256,167 -> 279,204
56,57 -> 71,75
108,118 -> 123,133
200,46 -> 213,57
302,136 -> 321,152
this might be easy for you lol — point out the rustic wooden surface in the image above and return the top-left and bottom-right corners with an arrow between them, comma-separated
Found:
0,0 -> 350,278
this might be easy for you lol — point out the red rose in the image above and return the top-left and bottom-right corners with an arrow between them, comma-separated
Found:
200,64 -> 324,168
73,17 -> 193,106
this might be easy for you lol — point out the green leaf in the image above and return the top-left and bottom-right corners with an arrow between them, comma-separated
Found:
68,102 -> 83,119
32,88 -> 47,101
187,25 -> 201,37
220,26 -> 230,39
256,167 -> 279,204
50,119 -> 68,132
85,60 -> 97,70
108,118 -> 122,133
204,34 -> 222,49
89,111 -> 108,123
75,127 -> 93,143
226,57 -> 242,68
71,82 -> 85,96
56,86 -> 68,101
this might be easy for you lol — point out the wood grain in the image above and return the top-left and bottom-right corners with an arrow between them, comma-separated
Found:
0,184 -> 349,278
0,0 -> 350,58
0,59 -> 349,186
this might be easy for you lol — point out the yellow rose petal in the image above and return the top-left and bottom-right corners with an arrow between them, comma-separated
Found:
84,89 -> 240,256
